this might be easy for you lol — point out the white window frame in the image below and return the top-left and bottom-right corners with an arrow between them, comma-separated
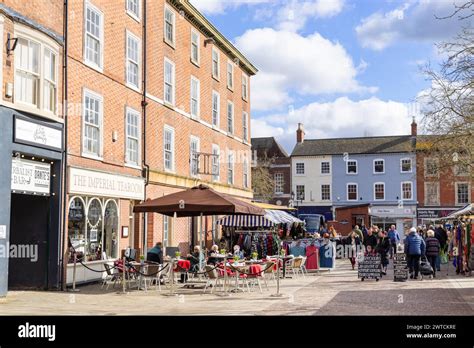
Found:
82,88 -> 104,159
164,4 -> 176,47
83,0 -> 104,72
227,100 -> 234,134
321,184 -> 331,201
126,0 -> 140,21
163,125 -> 175,172
227,150 -> 234,185
373,159 -> 385,174
125,30 -> 141,91
425,157 -> 439,178
424,182 -> 440,206
274,173 -> 284,194
455,182 -> 470,206
400,158 -> 412,173
401,181 -> 413,201
347,183 -> 358,201
211,90 -> 220,128
125,106 -> 141,167
321,161 -> 330,175
242,111 -> 248,142
190,76 -> 200,119
163,57 -> 175,106
227,60 -> 234,90
295,162 -> 305,176
373,182 -> 385,201
243,157 -> 249,189
190,28 -> 200,66
212,144 -> 220,182
296,185 -> 305,201
242,73 -> 248,101
212,47 -> 220,80
14,25 -> 59,117
190,135 -> 200,177
163,216 -> 169,247
346,160 -> 358,175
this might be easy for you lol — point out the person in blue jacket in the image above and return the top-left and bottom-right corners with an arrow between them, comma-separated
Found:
404,227 -> 426,279
387,224 -> 400,259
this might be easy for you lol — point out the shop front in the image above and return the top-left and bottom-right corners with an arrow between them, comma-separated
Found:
0,110 -> 63,296
417,207 -> 459,225
370,205 -> 417,233
66,167 -> 144,285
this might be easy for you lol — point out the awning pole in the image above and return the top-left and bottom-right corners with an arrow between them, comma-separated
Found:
199,212 -> 204,272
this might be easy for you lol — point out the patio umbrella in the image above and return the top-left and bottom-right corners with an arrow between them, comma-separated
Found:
133,184 -> 265,294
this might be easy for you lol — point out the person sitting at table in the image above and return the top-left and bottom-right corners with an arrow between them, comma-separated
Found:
179,245 -> 203,283
233,245 -> 244,259
207,244 -> 220,265
146,242 -> 163,264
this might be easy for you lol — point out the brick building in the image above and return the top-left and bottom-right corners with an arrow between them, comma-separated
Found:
416,133 -> 473,224
0,1 -> 65,294
251,137 -> 291,206
63,0 -> 256,285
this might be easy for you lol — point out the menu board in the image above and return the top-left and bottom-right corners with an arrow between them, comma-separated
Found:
393,253 -> 408,282
358,254 -> 381,280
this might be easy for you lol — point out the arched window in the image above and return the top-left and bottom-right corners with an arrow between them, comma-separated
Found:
86,198 -> 103,261
68,197 -> 86,263
104,200 -> 119,259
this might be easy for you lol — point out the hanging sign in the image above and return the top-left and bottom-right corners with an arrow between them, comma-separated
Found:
11,158 -> 51,195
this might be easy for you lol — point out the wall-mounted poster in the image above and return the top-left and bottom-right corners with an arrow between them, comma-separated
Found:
90,228 -> 98,242
122,226 -> 129,238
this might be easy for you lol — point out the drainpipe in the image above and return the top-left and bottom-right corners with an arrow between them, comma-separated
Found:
59,0 -> 69,291
141,0 -> 149,254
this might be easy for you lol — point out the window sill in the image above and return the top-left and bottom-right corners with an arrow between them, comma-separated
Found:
346,173 -> 358,175
81,153 -> 104,162
227,86 -> 234,93
163,38 -> 176,50
190,59 -> 200,68
83,60 -> 103,74
373,172 -> 385,175
126,11 -> 140,23
242,97 -> 248,103
126,83 -> 141,93
212,75 -> 220,82
401,171 -> 413,174
124,163 -> 141,170
163,101 -> 175,110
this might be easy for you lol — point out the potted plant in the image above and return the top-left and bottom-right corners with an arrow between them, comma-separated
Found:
139,255 -> 145,264
251,252 -> 258,260
233,255 -> 240,263
175,251 -> 181,258
220,249 -> 226,255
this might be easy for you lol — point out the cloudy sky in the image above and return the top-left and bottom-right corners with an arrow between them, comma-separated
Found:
190,0 -> 468,153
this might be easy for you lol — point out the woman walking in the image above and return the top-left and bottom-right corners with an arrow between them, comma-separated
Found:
346,231 -> 361,270
376,230 -> 390,275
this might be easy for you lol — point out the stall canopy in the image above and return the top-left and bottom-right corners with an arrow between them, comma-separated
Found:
133,184 -> 264,217
446,203 -> 473,219
217,209 -> 303,227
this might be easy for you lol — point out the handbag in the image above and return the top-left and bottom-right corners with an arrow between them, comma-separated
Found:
440,250 -> 448,264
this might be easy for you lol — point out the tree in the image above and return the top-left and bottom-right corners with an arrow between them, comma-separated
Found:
419,3 -> 473,180
251,152 -> 275,202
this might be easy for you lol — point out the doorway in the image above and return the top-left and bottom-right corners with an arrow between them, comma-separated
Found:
8,194 -> 49,289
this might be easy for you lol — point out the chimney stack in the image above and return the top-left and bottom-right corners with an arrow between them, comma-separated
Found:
296,123 -> 305,143
411,116 -> 417,136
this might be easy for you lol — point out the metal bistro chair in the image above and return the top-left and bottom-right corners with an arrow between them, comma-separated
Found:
263,260 -> 277,286
203,265 -> 224,294
102,263 -> 122,289
299,256 -> 308,278
140,264 -> 162,292
286,256 -> 304,278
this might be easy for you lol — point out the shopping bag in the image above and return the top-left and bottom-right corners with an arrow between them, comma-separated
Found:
440,250 -> 448,264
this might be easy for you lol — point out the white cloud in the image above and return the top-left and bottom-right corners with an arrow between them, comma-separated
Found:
235,28 -> 377,111
190,0 -> 269,15
277,0 -> 345,32
252,97 -> 412,152
356,0 -> 467,51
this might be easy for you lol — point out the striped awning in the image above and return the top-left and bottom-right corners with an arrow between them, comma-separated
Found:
216,209 -> 303,227
216,214 -> 275,227
446,203 -> 473,219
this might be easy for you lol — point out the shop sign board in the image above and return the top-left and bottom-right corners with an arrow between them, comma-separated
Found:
393,253 -> 408,282
14,117 -> 62,151
417,208 -> 458,219
69,167 -> 145,200
371,206 -> 416,218
11,158 -> 51,195
358,254 -> 381,280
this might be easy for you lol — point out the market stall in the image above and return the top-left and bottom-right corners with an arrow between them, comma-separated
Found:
445,203 -> 473,275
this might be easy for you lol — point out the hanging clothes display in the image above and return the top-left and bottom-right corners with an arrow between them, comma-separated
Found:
319,238 -> 336,269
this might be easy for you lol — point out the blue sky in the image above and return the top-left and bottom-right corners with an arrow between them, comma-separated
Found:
190,0 -> 468,153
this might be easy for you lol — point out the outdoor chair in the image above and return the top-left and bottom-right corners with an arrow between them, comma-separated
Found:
102,263 -> 123,290
203,265 -> 224,293
262,261 -> 276,288
140,264 -> 162,292
286,257 -> 304,278
299,256 -> 308,277
246,265 -> 265,293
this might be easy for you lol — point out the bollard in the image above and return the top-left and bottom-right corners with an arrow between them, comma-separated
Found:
122,256 -> 126,294
70,252 -> 79,292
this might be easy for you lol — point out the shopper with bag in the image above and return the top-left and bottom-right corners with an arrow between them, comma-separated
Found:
404,227 -> 426,280
425,230 -> 440,278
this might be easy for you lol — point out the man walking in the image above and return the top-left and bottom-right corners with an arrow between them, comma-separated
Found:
387,225 -> 400,259
405,227 -> 426,280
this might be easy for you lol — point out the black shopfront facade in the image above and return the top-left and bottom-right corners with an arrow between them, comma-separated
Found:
0,107 -> 63,295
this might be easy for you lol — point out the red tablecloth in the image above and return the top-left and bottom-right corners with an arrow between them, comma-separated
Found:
247,264 -> 262,277
174,259 -> 191,271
